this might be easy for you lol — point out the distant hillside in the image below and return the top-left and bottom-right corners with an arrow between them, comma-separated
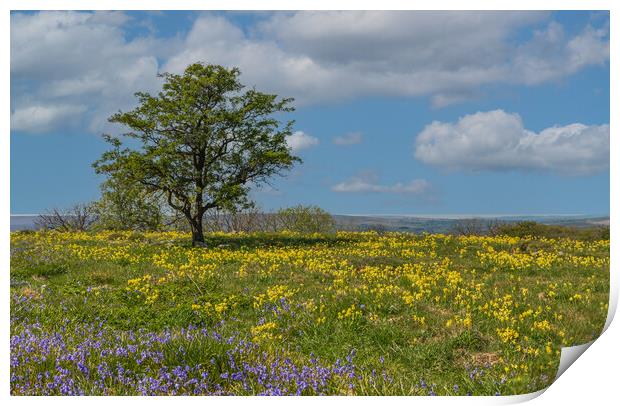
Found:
332,215 -> 610,234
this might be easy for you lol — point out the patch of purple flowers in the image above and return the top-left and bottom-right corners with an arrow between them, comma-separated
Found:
11,321 -> 391,395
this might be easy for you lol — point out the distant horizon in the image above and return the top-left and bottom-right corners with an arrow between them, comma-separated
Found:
336,213 -> 610,219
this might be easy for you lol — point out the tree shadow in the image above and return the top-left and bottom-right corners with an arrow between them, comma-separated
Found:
194,233 -> 358,250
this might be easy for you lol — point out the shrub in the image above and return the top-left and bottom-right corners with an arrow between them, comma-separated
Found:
275,205 -> 335,234
34,203 -> 98,232
493,221 -> 609,241
93,176 -> 165,232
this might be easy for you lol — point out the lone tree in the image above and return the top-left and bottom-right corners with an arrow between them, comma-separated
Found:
94,63 -> 300,246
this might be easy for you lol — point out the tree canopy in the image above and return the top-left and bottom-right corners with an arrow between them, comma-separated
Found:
94,63 -> 300,246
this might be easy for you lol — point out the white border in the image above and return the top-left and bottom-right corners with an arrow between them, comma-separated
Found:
2,1 -> 616,405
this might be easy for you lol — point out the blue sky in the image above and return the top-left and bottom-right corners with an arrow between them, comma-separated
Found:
10,11 -> 610,215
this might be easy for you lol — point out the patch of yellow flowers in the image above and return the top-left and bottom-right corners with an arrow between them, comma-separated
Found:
127,274 -> 159,304
251,322 -> 282,343
254,285 -> 299,309
11,229 -> 609,389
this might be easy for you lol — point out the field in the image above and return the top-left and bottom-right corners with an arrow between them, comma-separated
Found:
10,230 -> 609,395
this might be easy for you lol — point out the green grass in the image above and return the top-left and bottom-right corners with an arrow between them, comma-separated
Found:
10,230 -> 609,395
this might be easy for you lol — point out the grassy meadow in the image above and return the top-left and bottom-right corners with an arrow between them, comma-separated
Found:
10,230 -> 609,395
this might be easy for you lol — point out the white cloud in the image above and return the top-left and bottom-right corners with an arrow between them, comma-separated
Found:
332,175 -> 429,194
10,11 -> 610,135
11,104 -> 87,133
414,110 -> 609,175
333,132 -> 363,146
163,12 -> 608,106
286,131 -> 319,152
511,22 -> 610,85
10,11 -> 171,134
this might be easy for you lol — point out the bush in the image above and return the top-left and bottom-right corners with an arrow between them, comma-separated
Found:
204,206 -> 268,233
93,176 -> 165,231
200,205 -> 335,234
275,205 -> 335,234
492,221 -> 609,241
450,219 -> 487,236
34,203 -> 98,232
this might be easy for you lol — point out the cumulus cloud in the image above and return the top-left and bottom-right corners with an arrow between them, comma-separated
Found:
332,175 -> 430,194
286,131 -> 319,152
414,110 -> 609,175
162,12 -> 609,106
10,11 -> 171,134
333,132 -> 363,146
10,11 -> 610,134
511,22 -> 610,85
11,104 -> 87,133
171,12 -> 608,105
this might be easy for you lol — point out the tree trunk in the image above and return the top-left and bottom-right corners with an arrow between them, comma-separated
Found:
190,217 -> 206,247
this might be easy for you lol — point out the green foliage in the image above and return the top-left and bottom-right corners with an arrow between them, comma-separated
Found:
276,205 -> 336,234
493,221 -> 610,241
93,62 -> 300,245
94,174 -> 165,231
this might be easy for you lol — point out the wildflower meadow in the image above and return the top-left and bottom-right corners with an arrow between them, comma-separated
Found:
10,230 -> 609,395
